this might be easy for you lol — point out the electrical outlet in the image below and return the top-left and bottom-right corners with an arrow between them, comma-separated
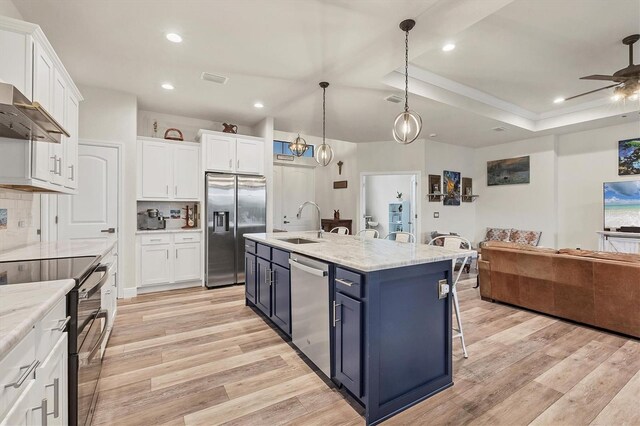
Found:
438,279 -> 449,299
433,212 -> 439,218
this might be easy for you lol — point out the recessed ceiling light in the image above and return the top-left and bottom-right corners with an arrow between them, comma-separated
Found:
553,97 -> 565,104
442,43 -> 456,52
161,83 -> 174,90
429,133 -> 437,138
166,33 -> 182,43
254,102 -> 264,108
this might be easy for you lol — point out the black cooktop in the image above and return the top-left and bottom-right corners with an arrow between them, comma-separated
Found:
0,256 -> 99,286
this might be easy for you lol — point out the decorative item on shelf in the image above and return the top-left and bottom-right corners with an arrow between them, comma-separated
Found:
443,170 -> 461,206
276,154 -> 295,161
164,128 -> 184,141
182,205 -> 196,228
487,155 -> 530,186
222,123 -> 238,134
427,174 -> 444,202
337,161 -> 344,175
169,209 -> 181,219
619,138 -> 640,175
334,209 -> 340,220
152,120 -> 158,138
315,82 -> 334,166
289,133 -> 308,157
333,180 -> 348,189
193,203 -> 199,228
461,177 -> 479,202
396,191 -> 403,201
393,19 -> 422,145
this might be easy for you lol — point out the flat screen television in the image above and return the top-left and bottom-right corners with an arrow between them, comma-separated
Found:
603,180 -> 640,231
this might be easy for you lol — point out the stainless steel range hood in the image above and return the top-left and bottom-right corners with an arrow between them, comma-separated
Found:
0,82 -> 69,144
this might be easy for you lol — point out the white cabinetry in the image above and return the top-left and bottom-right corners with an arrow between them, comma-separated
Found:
0,17 -> 82,194
137,138 -> 200,201
199,130 -> 264,175
1,295 -> 69,426
137,231 -> 202,289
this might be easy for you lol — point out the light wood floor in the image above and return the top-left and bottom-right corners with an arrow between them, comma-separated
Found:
93,279 -> 640,426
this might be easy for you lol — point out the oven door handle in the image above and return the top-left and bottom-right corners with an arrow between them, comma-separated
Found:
79,267 -> 110,300
88,310 -> 109,362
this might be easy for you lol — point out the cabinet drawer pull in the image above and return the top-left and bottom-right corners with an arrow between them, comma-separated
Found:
49,316 -> 70,331
182,237 -> 193,240
166,185 -> 169,195
175,186 -> 177,196
237,159 -> 240,169
50,155 -> 57,173
69,164 -> 75,181
335,278 -> 354,287
56,157 -> 62,175
333,301 -> 342,327
150,238 -> 162,242
265,268 -> 272,285
229,159 -> 232,169
45,378 -> 60,418
5,359 -> 40,389
32,398 -> 48,426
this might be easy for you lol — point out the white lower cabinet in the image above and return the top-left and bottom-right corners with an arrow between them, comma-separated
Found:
1,296 -> 69,426
138,232 -> 202,288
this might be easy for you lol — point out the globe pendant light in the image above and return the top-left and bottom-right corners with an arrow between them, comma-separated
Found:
288,133 -> 308,157
315,81 -> 334,166
393,19 -> 422,145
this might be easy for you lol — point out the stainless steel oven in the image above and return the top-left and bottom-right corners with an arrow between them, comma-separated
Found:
75,264 -> 110,426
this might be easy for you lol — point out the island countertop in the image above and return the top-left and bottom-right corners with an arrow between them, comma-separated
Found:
245,231 -> 476,272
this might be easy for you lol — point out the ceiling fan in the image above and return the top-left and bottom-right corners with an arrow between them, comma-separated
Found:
563,34 -> 640,102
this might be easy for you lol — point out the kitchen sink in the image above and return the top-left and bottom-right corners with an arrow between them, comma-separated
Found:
278,237 -> 322,244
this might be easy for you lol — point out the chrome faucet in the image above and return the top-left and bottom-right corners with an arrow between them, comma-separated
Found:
296,201 -> 324,238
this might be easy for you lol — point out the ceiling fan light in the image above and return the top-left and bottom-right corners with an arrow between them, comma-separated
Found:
288,134 -> 308,157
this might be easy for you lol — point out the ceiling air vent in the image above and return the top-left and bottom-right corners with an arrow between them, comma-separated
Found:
201,72 -> 228,85
492,126 -> 507,132
384,94 -> 403,104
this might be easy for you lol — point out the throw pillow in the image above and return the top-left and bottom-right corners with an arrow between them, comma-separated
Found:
485,227 -> 511,242
509,229 -> 541,246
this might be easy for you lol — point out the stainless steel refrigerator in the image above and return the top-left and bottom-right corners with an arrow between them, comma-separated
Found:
206,173 -> 266,288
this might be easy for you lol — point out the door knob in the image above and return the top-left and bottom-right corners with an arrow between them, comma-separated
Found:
283,221 -> 290,224
100,228 -> 116,234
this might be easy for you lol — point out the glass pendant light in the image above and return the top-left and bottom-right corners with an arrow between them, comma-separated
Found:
393,19 -> 422,145
288,133 -> 308,157
315,81 -> 334,166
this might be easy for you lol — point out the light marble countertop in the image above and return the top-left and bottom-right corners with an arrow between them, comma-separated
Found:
0,279 -> 75,359
136,228 -> 202,235
245,231 -> 476,272
0,238 -> 116,262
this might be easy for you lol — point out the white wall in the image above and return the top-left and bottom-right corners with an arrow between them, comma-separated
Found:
364,174 -> 413,237
138,110 -> 255,142
0,0 -> 22,19
557,122 -> 639,250
256,118 -> 275,231
474,135 -> 558,247
79,85 -> 138,290
273,130 -> 359,222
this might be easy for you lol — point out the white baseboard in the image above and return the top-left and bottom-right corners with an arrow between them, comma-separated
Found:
123,287 -> 138,298
136,280 -> 202,295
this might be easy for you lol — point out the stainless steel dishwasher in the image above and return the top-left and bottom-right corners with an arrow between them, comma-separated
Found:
289,253 -> 330,377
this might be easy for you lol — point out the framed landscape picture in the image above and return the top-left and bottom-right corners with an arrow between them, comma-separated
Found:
443,170 -> 461,206
487,155 -> 530,186
618,138 -> 640,175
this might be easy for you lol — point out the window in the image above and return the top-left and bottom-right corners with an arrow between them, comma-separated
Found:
273,140 -> 314,158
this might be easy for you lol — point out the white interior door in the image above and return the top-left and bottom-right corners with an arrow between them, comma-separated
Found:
58,144 -> 118,240
274,165 -> 316,231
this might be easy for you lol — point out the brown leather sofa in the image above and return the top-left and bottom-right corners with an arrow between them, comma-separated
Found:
478,241 -> 640,338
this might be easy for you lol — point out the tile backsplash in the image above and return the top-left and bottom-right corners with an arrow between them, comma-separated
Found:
0,189 -> 41,252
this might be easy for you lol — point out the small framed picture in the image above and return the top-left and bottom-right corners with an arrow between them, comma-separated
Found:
170,209 -> 181,219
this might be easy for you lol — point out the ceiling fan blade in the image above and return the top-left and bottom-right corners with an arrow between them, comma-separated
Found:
580,74 -> 634,81
564,83 -> 620,101
579,74 -> 617,81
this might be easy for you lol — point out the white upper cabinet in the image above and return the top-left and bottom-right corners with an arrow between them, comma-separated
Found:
174,145 -> 200,200
137,138 -> 200,201
139,140 -> 172,199
0,17 -> 82,194
203,134 -> 236,172
200,131 -> 264,175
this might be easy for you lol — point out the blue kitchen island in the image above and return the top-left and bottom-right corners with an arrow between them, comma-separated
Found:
243,231 -> 474,425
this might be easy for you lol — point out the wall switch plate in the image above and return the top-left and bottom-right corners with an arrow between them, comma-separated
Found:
438,279 -> 449,299
433,212 -> 439,218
